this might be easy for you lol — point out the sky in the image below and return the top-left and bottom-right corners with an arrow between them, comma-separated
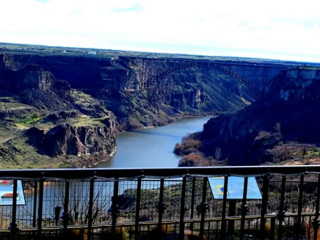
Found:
1,0 -> 320,62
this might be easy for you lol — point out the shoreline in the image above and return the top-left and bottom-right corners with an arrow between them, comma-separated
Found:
96,115 -> 213,169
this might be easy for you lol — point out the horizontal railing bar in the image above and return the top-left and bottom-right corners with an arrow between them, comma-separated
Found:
3,211 -> 313,233
11,211 -> 316,232
0,165 -> 317,180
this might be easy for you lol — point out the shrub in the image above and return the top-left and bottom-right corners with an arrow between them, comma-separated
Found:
254,131 -> 272,141
179,153 -> 209,166
99,228 -> 129,240
174,137 -> 201,155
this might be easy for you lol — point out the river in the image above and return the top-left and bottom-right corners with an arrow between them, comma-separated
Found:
15,116 -> 212,226
98,116 -> 212,168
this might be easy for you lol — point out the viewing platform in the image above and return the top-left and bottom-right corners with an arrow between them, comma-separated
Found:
0,165 -> 319,240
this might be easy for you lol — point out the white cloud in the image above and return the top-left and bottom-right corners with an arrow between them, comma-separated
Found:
0,0 -> 320,62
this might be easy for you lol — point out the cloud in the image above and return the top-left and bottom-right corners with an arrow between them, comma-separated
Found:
0,0 -> 320,62
112,3 -> 142,12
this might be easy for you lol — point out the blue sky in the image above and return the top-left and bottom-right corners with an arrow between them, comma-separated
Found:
1,0 -> 320,62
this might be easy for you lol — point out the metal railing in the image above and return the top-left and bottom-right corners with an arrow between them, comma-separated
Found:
0,165 -> 320,239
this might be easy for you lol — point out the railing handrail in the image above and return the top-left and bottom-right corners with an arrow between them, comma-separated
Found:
0,165 -> 318,180
1,164 -> 320,239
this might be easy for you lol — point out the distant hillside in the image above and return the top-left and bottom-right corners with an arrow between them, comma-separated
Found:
176,67 -> 320,166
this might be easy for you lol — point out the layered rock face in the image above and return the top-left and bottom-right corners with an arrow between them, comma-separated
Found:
42,123 -> 116,157
194,67 -> 320,165
0,49 -> 292,129
0,44 -> 309,167
0,50 -> 117,167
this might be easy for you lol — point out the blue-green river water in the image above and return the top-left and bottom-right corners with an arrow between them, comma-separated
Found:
98,116 -> 212,168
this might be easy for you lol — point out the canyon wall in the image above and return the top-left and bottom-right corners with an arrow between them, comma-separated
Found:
184,67 -> 320,166
0,44 -> 307,167
0,50 -> 295,128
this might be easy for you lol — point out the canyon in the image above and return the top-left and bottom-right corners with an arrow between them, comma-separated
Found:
0,43 -> 315,168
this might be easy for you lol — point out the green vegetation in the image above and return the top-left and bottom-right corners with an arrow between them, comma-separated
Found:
304,147 -> 320,158
128,116 -> 143,129
0,101 -> 34,112
71,90 -> 96,106
16,113 -> 42,125
58,162 -> 72,168
240,97 -> 251,105
0,128 -> 15,145
0,133 -> 110,169
0,137 -> 57,169
266,142 -> 320,165
70,116 -> 108,127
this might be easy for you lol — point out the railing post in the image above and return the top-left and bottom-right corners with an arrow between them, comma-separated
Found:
135,176 -> 142,240
313,174 -> 320,240
189,177 -> 196,232
260,174 -> 270,239
296,174 -> 305,240
32,181 -> 38,228
227,200 -> 237,236
87,173 -> 96,240
221,175 -> 229,240
199,177 -> 208,240
63,181 -> 70,234
157,178 -> 165,230
37,174 -> 44,239
11,179 -> 18,237
240,176 -> 248,240
179,176 -> 187,240
111,178 -> 119,235
271,216 -> 276,240
278,176 -> 286,240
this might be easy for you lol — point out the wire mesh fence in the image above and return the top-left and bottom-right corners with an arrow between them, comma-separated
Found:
0,166 -> 318,239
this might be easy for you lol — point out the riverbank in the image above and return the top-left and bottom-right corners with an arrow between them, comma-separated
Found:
98,116 -> 212,168
0,116 -> 211,169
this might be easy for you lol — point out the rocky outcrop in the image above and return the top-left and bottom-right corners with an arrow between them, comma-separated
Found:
188,67 -> 320,165
22,66 -> 54,90
0,50 -> 118,166
42,122 -> 116,157
25,113 -> 116,158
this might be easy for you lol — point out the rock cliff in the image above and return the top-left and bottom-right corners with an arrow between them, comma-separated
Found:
182,67 -> 320,165
0,43 -> 311,168
42,122 -> 116,157
0,47 -> 118,167
0,46 -> 295,128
